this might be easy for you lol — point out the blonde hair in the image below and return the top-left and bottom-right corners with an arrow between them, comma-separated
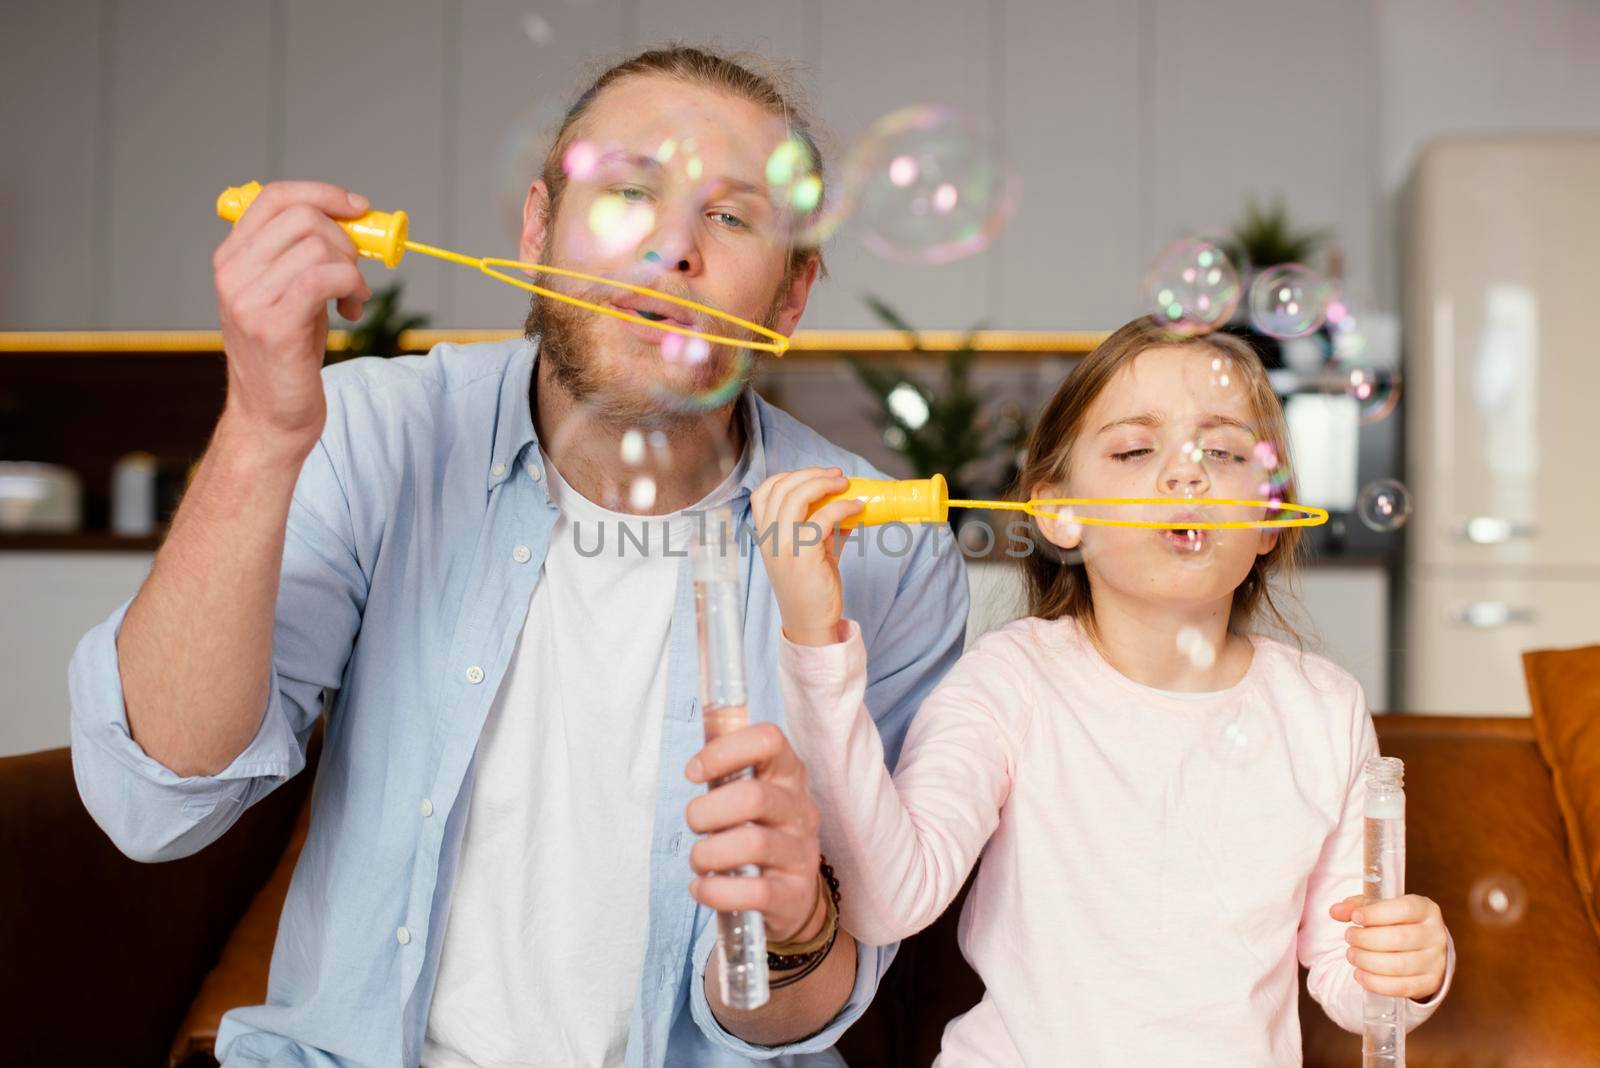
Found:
539,44 -> 827,281
1013,317 -> 1303,640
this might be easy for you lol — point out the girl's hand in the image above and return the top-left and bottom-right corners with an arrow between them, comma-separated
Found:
749,467 -> 864,647
1330,893 -> 1449,1000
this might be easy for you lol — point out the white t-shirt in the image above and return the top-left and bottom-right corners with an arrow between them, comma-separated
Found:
422,449 -> 743,1068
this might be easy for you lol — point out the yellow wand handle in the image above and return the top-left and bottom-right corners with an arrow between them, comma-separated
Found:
217,181 -> 410,269
810,475 -> 950,529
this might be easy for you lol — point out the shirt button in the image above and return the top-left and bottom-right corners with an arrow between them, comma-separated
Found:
465,665 -> 485,684
491,462 -> 507,478
527,464 -> 543,482
419,798 -> 434,818
512,544 -> 531,564
396,926 -> 412,946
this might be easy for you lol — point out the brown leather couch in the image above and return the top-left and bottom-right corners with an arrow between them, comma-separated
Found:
5,715 -> 1598,1067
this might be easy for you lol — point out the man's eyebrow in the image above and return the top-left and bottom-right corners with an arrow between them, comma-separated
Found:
594,151 -> 767,198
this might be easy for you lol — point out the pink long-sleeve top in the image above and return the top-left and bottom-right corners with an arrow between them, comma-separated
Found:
781,615 -> 1453,1066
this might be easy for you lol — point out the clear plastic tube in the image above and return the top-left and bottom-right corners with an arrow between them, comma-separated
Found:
1362,755 -> 1406,1068
691,503 -> 770,1010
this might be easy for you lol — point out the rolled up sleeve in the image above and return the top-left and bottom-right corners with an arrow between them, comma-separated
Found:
68,435 -> 367,863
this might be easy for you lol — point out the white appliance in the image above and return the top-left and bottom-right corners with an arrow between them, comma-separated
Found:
1402,134 -> 1600,714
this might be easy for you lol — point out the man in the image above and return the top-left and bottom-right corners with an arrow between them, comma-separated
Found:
69,46 -> 967,1068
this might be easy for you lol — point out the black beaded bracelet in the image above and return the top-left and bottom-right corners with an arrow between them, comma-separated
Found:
767,858 -> 842,976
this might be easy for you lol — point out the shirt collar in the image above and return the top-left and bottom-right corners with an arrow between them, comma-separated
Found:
487,337 -> 541,490
488,336 -> 770,499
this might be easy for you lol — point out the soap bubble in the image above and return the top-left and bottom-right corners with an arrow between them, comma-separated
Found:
520,12 -> 554,44
494,99 -> 566,236
1143,240 -> 1241,337
844,106 -> 1019,265
1468,873 -> 1528,927
1334,363 -> 1401,425
765,136 -> 847,247
542,401 -> 744,523
1206,352 -> 1240,397
1248,264 -> 1329,338
1208,703 -> 1267,766
1176,625 -> 1217,669
1357,480 -> 1411,531
1322,288 -> 1369,360
628,475 -> 658,511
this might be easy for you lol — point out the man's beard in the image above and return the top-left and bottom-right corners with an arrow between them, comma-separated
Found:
523,245 -> 786,430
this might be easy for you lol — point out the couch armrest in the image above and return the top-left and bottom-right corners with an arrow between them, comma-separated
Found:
0,737 -> 315,1067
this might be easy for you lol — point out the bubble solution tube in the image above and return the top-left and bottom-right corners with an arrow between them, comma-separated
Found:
1362,756 -> 1407,1068
691,503 -> 769,1009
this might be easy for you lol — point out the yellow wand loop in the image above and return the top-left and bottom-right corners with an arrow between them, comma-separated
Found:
216,181 -> 790,355
811,476 -> 1329,531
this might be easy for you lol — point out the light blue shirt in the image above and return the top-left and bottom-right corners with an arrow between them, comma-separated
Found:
68,338 -> 968,1068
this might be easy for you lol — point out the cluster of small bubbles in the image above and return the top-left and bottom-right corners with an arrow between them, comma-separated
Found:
1209,354 -> 1236,392
1323,289 -> 1368,360
1208,712 -> 1263,766
1176,625 -> 1217,669
1357,479 -> 1411,532
766,139 -> 824,213
1180,440 -> 1205,465
764,137 -> 845,246
1468,873 -> 1528,927
604,425 -> 687,512
651,135 -> 703,181
1248,263 -> 1329,338
1143,240 -> 1241,337
844,106 -> 1020,265
659,333 -> 713,366
1335,363 -> 1401,425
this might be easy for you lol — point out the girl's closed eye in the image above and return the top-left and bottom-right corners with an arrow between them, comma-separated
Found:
1111,447 -> 1154,462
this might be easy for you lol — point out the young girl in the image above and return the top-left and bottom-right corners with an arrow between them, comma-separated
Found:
747,318 -> 1453,1064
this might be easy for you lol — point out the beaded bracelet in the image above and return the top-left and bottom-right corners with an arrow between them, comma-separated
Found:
767,859 -> 842,978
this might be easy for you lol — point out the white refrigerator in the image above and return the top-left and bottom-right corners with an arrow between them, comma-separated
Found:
1402,134 -> 1600,714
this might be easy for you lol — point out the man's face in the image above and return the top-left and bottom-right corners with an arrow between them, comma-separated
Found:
522,75 -> 817,426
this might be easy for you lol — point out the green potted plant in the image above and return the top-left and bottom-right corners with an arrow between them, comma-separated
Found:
1221,195 -> 1331,278
849,295 -> 1030,526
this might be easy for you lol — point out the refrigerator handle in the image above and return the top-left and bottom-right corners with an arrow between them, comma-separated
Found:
1448,602 -> 1538,628
1450,517 -> 1538,545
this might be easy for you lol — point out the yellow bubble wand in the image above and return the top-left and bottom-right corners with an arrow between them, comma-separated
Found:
215,182 -> 791,355
812,475 -> 1330,530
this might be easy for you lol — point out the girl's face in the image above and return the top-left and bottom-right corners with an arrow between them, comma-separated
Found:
1034,346 -> 1280,611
